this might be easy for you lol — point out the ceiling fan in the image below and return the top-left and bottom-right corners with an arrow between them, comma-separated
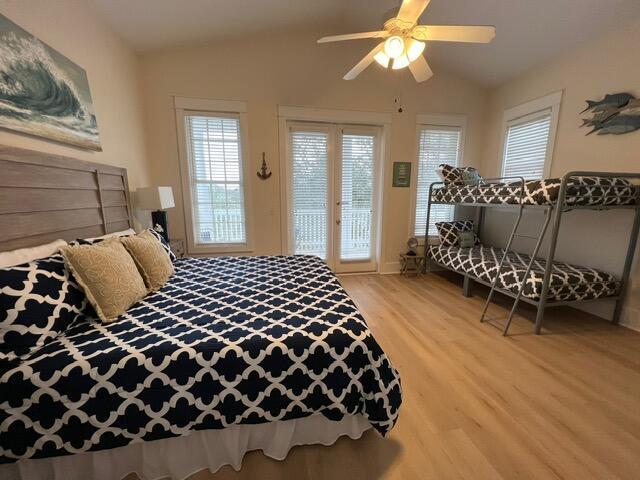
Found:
317,0 -> 496,82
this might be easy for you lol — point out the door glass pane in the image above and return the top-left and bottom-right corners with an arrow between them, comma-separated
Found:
340,133 -> 374,261
291,130 -> 328,258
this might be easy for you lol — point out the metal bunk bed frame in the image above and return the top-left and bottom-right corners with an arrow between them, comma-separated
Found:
424,171 -> 640,335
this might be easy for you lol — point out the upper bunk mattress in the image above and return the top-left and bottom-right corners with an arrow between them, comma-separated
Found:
428,244 -> 620,302
431,176 -> 639,206
0,255 -> 401,464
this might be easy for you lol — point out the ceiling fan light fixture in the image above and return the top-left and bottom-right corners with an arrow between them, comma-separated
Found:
392,54 -> 410,70
407,39 -> 426,62
374,50 -> 390,68
384,36 -> 405,59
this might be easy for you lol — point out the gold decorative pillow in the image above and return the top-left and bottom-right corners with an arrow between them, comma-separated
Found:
121,230 -> 175,292
61,238 -> 147,322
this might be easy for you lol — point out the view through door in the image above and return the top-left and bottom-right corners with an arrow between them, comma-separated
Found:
287,122 -> 381,273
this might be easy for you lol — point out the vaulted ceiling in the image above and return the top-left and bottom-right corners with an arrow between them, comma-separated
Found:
89,0 -> 640,86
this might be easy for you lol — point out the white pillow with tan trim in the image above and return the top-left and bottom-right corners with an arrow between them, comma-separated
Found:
0,239 -> 67,268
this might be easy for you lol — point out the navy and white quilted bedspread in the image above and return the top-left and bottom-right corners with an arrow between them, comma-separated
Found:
0,255 -> 401,463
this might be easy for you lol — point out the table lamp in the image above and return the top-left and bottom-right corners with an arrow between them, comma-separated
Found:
137,186 -> 175,242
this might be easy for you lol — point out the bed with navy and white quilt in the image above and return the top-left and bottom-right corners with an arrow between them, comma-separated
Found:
0,255 -> 401,467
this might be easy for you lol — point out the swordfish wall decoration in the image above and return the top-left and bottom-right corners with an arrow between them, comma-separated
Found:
581,92 -> 640,135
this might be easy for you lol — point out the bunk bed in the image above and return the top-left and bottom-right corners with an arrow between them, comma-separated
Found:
425,170 -> 640,335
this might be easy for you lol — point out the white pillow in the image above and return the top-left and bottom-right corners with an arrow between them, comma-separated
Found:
84,228 -> 136,242
0,239 -> 68,268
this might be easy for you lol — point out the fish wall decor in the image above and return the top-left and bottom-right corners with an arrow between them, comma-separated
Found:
581,92 -> 640,136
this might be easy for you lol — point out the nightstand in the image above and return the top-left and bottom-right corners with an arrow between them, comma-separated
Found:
169,239 -> 185,259
399,253 -> 425,277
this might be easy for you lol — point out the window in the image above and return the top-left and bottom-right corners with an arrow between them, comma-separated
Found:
414,125 -> 463,237
290,127 -> 329,259
502,112 -> 551,180
175,97 -> 251,254
501,91 -> 562,180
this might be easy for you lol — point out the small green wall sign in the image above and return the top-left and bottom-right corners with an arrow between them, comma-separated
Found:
392,162 -> 411,187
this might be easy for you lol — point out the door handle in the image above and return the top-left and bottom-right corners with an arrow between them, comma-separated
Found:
336,219 -> 341,225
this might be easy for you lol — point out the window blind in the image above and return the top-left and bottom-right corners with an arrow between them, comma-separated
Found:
502,112 -> 552,180
185,115 -> 246,245
290,129 -> 329,259
340,133 -> 374,261
414,127 -> 461,237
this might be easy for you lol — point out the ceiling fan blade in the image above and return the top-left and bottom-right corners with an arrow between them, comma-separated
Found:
408,55 -> 433,82
396,0 -> 431,24
412,25 -> 496,43
343,43 -> 384,80
318,31 -> 390,43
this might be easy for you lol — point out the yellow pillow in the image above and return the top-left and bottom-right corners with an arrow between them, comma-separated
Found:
61,238 -> 147,322
121,230 -> 175,292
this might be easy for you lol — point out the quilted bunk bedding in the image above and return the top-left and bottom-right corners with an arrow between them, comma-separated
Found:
0,255 -> 401,464
428,244 -> 620,302
431,176 -> 639,206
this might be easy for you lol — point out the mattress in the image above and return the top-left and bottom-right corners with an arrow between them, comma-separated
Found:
431,176 -> 639,206
0,255 -> 401,464
428,244 -> 620,302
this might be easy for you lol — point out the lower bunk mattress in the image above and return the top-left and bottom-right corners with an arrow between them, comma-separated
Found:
0,255 -> 401,464
431,176 -> 639,206
428,245 -> 620,302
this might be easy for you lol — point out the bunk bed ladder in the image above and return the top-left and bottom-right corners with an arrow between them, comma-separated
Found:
480,207 -> 554,335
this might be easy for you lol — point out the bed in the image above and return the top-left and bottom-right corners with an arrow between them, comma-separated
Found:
0,147 -> 402,480
428,244 -> 620,302
431,176 -> 640,206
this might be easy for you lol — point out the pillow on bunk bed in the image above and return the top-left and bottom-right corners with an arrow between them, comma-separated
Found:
435,220 -> 480,247
436,164 -> 483,185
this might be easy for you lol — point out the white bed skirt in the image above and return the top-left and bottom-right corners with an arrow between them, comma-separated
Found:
1,414 -> 371,480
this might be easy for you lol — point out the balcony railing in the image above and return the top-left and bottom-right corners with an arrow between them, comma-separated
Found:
294,207 -> 372,259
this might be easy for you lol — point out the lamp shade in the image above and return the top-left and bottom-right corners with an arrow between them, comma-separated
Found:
137,186 -> 175,210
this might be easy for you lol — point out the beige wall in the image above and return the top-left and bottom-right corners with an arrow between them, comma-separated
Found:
139,30 -> 488,271
480,18 -> 640,329
0,0 -> 150,200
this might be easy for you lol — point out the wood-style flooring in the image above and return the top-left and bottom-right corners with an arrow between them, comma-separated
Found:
169,272 -> 640,480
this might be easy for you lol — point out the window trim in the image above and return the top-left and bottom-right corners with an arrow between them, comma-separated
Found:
499,91 -> 563,179
174,97 -> 254,255
410,114 -> 467,242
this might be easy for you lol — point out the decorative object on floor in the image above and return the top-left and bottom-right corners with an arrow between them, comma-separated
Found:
317,0 -> 495,82
400,252 -> 425,276
407,236 -> 419,255
581,93 -> 640,135
0,14 -> 101,150
393,161 -> 411,187
256,152 -> 272,180
137,186 -> 175,242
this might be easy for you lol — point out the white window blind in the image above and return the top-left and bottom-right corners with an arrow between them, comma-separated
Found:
290,129 -> 329,259
185,114 -> 246,245
414,127 -> 461,237
502,111 -> 552,180
340,133 -> 375,261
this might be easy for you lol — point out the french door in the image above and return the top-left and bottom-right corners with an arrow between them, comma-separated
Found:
285,122 -> 381,273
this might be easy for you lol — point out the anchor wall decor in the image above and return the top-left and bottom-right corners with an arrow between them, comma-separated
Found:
257,152 -> 272,180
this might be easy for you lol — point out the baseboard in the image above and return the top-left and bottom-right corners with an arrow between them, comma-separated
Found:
379,261 -> 401,274
620,306 -> 640,332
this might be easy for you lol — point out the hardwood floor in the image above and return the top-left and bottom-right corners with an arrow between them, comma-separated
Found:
187,272 -> 640,480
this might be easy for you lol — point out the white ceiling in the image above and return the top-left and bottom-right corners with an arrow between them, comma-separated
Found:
89,0 -> 640,86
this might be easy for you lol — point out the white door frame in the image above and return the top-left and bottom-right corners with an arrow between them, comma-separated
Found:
278,105 -> 391,273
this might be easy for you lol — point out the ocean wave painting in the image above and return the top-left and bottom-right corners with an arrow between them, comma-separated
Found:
0,14 -> 101,150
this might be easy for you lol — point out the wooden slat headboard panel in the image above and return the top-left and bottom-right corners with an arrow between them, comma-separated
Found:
0,146 -> 134,251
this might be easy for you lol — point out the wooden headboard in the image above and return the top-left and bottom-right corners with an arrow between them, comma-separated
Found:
0,146 -> 134,251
